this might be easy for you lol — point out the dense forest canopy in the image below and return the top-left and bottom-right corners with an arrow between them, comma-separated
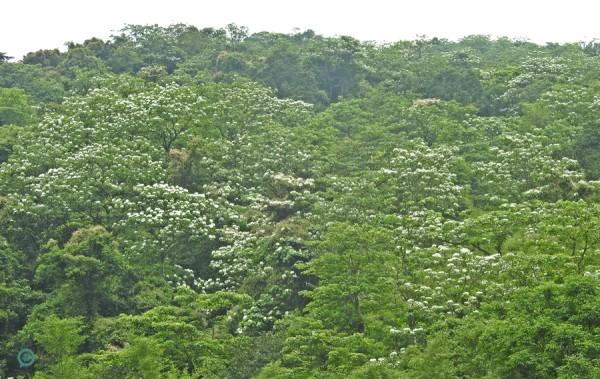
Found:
1,24 -> 600,378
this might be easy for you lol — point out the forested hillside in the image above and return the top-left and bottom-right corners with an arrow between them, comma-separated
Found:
1,24 -> 600,378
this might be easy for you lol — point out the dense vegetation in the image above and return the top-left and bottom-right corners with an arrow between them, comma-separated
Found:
1,24 -> 600,378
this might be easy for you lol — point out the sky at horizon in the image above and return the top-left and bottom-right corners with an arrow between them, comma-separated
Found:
2,0 -> 599,60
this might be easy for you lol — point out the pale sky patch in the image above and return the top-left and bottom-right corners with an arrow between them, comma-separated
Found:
2,0 -> 599,60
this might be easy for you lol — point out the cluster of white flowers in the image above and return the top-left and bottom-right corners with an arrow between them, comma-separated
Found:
388,141 -> 466,216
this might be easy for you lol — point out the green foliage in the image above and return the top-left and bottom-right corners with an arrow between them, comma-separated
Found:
0,124 -> 22,163
0,87 -> 34,126
30,316 -> 85,379
0,62 -> 65,103
34,226 -> 131,319
2,24 -> 600,379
